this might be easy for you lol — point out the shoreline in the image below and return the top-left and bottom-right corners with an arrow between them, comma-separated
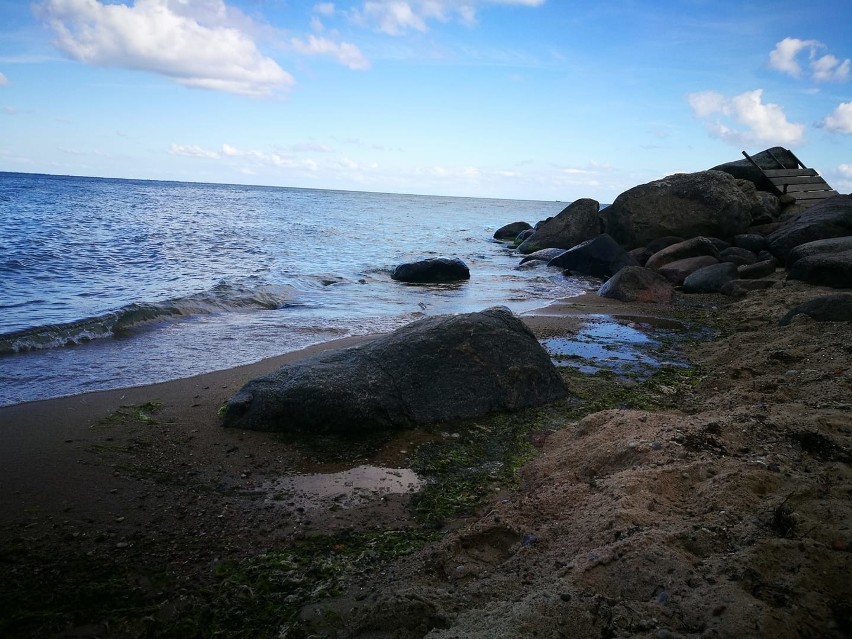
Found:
3,283 -> 849,637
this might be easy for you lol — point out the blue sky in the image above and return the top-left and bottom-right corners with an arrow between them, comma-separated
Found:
1,0 -> 850,201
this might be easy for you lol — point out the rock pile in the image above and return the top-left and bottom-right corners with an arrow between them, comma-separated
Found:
495,147 -> 851,300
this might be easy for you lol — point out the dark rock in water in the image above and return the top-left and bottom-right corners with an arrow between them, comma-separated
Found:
787,249 -> 852,289
392,257 -> 470,283
779,294 -> 852,326
645,237 -> 720,270
519,248 -> 568,265
514,228 -> 535,244
734,233 -> 768,253
711,147 -> 800,192
494,221 -> 532,241
517,199 -> 601,254
547,234 -> 639,278
738,259 -> 778,279
682,262 -> 739,294
598,266 -> 674,304
220,307 -> 569,433
656,255 -> 720,285
787,236 -> 852,266
600,171 -> 758,249
767,195 -> 852,262
719,246 -> 758,266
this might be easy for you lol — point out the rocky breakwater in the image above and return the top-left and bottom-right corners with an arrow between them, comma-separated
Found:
220,307 -> 568,434
496,146 -> 851,302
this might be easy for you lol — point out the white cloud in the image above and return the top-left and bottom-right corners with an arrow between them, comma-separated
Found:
290,35 -> 370,70
768,37 -> 850,82
352,0 -> 544,35
37,0 -> 294,97
170,143 -> 221,159
687,88 -> 805,146
314,2 -> 337,15
821,101 -> 852,134
0,72 -> 7,86
838,164 -> 852,178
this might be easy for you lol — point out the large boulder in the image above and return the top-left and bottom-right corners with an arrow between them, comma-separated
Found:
517,199 -> 601,254
493,221 -> 532,241
600,171 -> 760,249
711,147 -> 800,192
597,266 -> 674,303
656,255 -> 720,285
645,237 -> 720,270
682,262 -> 739,294
220,307 -> 569,434
787,250 -> 852,289
786,236 -> 852,266
779,294 -> 852,326
547,234 -> 639,278
519,248 -> 568,265
767,195 -> 852,263
392,257 -> 470,283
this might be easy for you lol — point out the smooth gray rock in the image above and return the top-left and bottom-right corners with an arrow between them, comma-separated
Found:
734,233 -> 769,253
767,195 -> 852,262
392,257 -> 470,283
738,259 -> 778,279
517,199 -> 601,254
719,246 -> 758,266
221,307 -> 569,434
519,248 -> 568,265
600,171 -> 759,249
779,294 -> 852,326
547,234 -> 638,278
787,236 -> 852,266
656,255 -> 720,285
787,249 -> 852,289
597,266 -> 674,303
682,262 -> 739,294
494,221 -> 532,241
645,237 -> 720,270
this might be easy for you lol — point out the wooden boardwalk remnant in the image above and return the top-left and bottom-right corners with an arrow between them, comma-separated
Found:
743,149 -> 838,206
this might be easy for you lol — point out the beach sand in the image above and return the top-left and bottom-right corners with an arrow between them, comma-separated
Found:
1,286 -> 850,638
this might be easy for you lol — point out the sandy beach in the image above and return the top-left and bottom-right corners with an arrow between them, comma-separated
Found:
1,285 -> 850,638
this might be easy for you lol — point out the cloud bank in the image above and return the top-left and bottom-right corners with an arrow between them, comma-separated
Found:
687,89 -> 805,146
820,101 -> 852,134
38,0 -> 294,97
768,37 -> 850,82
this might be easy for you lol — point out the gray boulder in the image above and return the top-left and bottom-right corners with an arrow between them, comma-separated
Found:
657,255 -> 720,285
221,307 -> 569,434
779,294 -> 852,326
600,171 -> 759,249
519,248 -> 568,265
733,233 -> 769,253
645,237 -> 720,270
738,259 -> 778,279
787,250 -> 852,289
719,246 -> 758,266
767,195 -> 852,262
494,221 -> 532,241
547,234 -> 639,278
682,262 -> 740,294
392,257 -> 470,283
787,236 -> 852,266
517,199 -> 601,254
597,267 -> 674,304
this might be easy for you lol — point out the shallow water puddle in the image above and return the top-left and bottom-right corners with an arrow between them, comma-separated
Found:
542,315 -> 691,377
259,465 -> 425,511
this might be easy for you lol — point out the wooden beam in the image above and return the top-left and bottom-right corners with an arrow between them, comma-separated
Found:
792,190 -> 839,201
783,182 -> 834,193
762,168 -> 818,178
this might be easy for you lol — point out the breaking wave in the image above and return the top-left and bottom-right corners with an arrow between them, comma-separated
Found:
0,283 -> 297,355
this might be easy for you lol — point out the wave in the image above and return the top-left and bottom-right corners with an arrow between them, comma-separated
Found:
0,282 -> 297,355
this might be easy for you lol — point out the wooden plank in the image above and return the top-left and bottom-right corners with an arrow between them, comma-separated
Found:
762,168 -> 818,178
783,182 -> 834,193
792,190 -> 839,201
769,176 -> 831,187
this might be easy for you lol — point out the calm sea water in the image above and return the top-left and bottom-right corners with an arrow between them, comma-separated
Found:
0,172 -> 588,407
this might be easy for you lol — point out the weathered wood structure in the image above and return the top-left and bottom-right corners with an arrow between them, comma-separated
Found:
742,149 -> 838,206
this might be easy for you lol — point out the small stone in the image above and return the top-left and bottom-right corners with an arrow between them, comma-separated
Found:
712,604 -> 727,616
560,593 -> 572,602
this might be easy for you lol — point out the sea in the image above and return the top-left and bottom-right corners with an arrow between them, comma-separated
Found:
0,172 -> 591,407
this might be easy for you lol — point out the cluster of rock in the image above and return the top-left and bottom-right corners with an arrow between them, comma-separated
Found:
495,147 -> 852,301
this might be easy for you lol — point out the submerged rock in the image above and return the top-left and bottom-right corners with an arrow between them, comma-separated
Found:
391,257 -> 470,283
547,234 -> 638,278
493,221 -> 532,241
516,199 -> 601,254
221,307 -> 569,434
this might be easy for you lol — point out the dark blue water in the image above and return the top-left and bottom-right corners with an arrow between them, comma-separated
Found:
0,172 -> 587,406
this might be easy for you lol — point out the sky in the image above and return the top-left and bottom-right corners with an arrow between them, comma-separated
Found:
0,0 -> 850,202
